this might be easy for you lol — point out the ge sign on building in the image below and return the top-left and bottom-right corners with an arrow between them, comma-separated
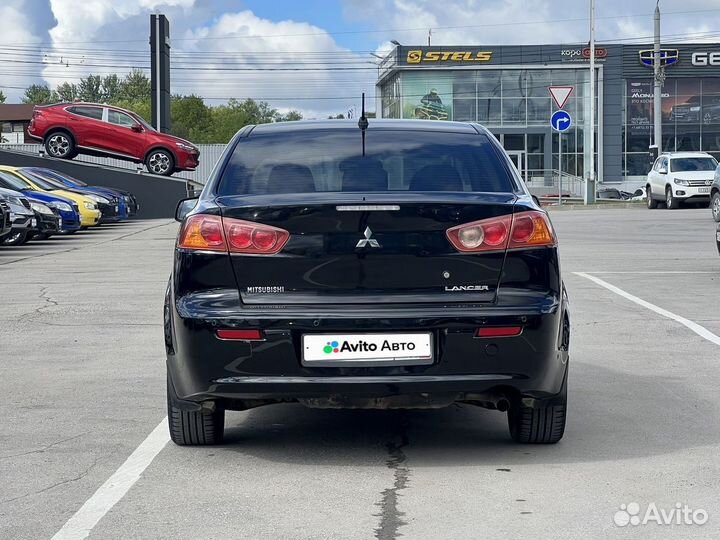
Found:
692,52 -> 720,66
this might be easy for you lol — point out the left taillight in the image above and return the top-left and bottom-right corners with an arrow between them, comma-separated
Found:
446,210 -> 556,253
177,215 -> 289,255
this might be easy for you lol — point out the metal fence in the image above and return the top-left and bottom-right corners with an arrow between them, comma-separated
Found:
0,143 -> 227,184
524,169 -> 585,199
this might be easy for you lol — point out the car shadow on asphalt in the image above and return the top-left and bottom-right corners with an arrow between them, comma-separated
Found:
216,360 -> 719,466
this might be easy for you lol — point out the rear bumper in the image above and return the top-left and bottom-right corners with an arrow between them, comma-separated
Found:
167,290 -> 569,408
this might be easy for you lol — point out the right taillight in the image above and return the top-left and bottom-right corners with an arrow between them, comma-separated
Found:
447,211 -> 556,253
177,214 -> 289,255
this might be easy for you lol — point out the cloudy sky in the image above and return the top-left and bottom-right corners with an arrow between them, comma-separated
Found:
1,0 -> 719,117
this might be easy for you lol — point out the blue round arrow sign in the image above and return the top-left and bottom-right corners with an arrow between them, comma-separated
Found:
551,110 -> 572,132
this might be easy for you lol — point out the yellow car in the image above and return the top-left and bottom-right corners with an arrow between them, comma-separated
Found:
0,166 -> 102,227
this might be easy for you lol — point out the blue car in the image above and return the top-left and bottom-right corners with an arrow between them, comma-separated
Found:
23,168 -> 134,221
0,170 -> 82,233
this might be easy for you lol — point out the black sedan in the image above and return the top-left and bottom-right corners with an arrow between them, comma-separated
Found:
165,119 -> 570,446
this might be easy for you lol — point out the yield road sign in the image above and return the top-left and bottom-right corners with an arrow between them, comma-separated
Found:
548,86 -> 574,109
551,110 -> 572,132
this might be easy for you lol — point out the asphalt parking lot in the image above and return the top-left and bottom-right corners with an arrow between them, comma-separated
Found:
2,208 -> 720,540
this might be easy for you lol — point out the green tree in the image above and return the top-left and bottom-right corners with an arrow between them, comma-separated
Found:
56,82 -> 78,102
171,94 -> 212,140
0,90 -> 6,104
78,75 -> 103,102
120,70 -> 151,101
22,84 -> 57,104
327,113 -> 345,119
101,75 -> 122,102
276,110 -> 303,122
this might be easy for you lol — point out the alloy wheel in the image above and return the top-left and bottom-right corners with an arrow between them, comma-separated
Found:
713,196 -> 720,220
47,134 -> 70,157
148,152 -> 171,175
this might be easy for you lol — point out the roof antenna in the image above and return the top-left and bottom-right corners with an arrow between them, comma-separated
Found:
358,92 -> 368,156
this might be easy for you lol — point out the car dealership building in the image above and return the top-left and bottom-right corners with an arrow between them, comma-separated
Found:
376,44 -> 720,188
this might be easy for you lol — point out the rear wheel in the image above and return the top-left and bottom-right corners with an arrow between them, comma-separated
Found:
666,187 -> 680,210
44,131 -> 75,159
647,186 -> 658,209
711,192 -> 720,222
145,149 -> 175,176
508,374 -> 567,444
167,375 -> 224,446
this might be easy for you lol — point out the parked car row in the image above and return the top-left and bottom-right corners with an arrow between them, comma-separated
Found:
0,166 -> 138,246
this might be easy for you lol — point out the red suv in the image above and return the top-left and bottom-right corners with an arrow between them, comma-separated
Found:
28,103 -> 200,176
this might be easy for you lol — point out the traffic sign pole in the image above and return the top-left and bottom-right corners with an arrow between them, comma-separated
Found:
558,132 -> 562,206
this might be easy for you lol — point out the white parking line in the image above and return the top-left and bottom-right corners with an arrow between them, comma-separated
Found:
575,272 -> 720,347
51,418 -> 169,540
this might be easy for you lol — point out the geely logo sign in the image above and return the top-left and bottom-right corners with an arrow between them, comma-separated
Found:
639,49 -> 679,67
356,226 -> 381,248
692,52 -> 720,66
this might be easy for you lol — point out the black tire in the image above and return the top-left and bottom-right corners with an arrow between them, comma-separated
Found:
167,375 -> 224,446
711,192 -> 720,222
508,373 -> 567,444
2,231 -> 28,246
646,186 -> 658,209
44,131 -> 75,159
145,149 -> 175,176
34,233 -> 49,240
665,187 -> 680,210
59,229 -> 77,235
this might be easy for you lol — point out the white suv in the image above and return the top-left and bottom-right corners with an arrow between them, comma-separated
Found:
646,152 -> 718,209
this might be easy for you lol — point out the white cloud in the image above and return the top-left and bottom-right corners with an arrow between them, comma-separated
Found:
0,0 -> 43,101
176,10 -> 374,117
47,0 -> 194,43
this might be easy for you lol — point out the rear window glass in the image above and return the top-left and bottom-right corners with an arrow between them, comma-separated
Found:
68,106 -> 103,120
217,129 -> 516,195
670,157 -> 717,172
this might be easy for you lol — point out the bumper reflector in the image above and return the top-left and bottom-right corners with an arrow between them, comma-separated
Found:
476,327 -> 523,338
216,329 -> 264,341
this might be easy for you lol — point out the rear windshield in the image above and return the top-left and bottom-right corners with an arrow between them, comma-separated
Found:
670,157 -> 717,172
217,129 -> 516,195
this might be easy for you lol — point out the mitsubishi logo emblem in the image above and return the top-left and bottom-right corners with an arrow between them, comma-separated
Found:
356,226 -> 381,248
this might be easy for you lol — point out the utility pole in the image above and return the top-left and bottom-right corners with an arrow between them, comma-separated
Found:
428,28 -> 432,46
586,0 -> 596,204
653,2 -> 663,156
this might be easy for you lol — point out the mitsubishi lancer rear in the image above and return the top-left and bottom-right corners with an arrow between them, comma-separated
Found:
166,119 -> 570,446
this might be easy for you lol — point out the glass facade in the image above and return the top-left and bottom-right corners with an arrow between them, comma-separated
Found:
381,68 -> 598,178
623,77 -> 720,176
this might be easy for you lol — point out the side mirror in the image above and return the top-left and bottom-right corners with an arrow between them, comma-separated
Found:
175,198 -> 198,222
658,167 -> 668,175
131,123 -> 143,133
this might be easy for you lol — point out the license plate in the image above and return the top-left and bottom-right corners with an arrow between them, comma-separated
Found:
302,333 -> 433,366
699,187 -> 710,194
